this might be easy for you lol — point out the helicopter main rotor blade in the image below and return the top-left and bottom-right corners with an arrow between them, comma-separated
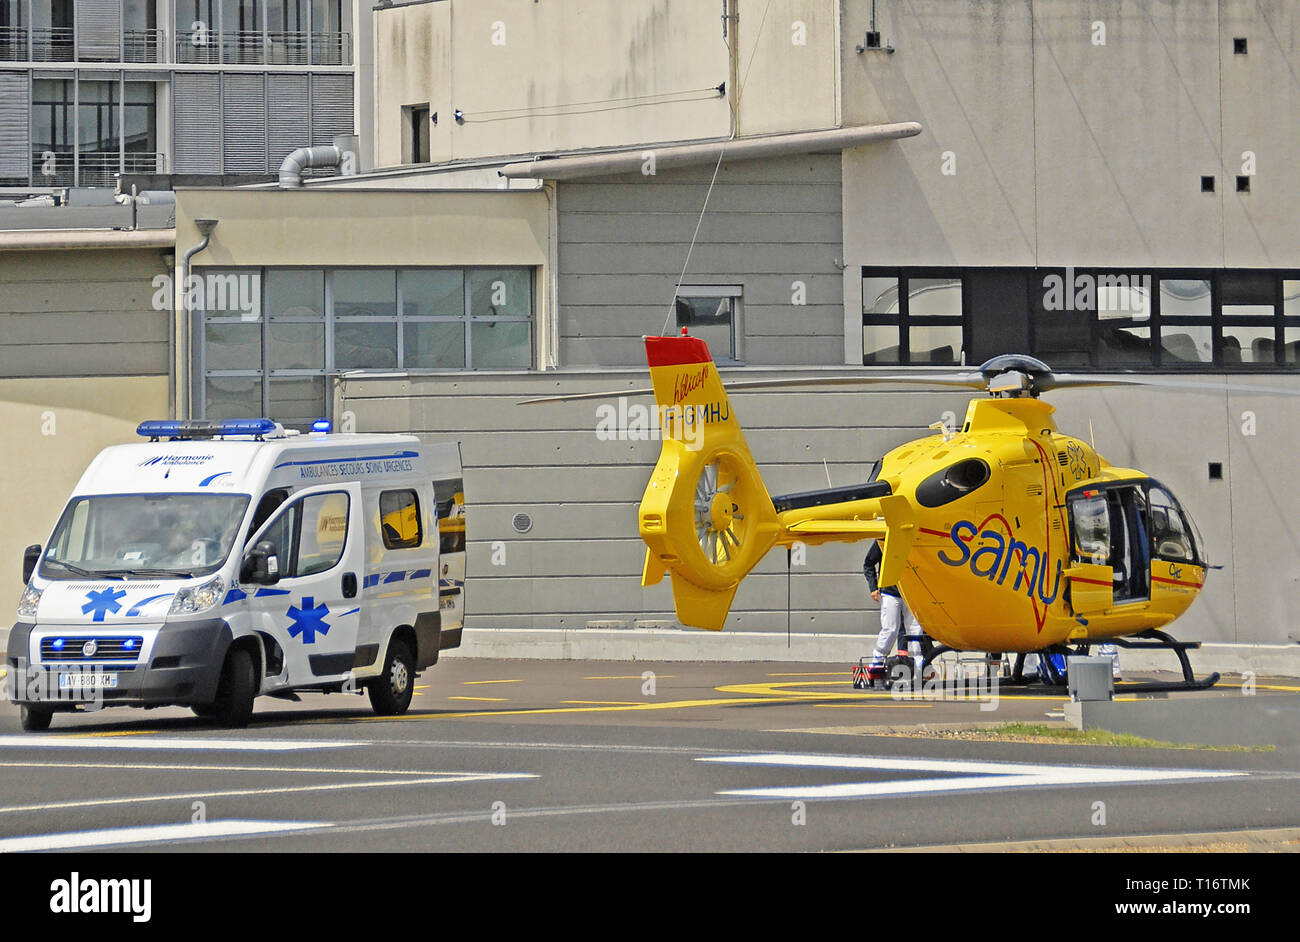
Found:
518,373 -> 987,405
1045,375 -> 1300,396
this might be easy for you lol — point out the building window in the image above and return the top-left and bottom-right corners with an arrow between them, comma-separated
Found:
862,270 -> 964,365
30,76 -> 159,186
955,268 -> 1300,371
199,265 -> 535,428
403,103 -> 430,164
379,489 -> 422,549
675,286 -> 741,362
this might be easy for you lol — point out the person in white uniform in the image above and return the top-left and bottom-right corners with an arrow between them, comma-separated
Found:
863,539 -> 926,685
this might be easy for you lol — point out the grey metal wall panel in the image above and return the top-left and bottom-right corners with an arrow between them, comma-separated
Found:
172,73 -> 222,174
0,71 -> 29,179
310,73 -> 354,145
557,156 -> 844,368
267,73 -> 311,167
222,73 -> 268,173
76,0 -> 122,61
0,250 -> 169,377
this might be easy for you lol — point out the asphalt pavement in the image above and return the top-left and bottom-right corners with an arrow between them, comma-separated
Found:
0,659 -> 1296,852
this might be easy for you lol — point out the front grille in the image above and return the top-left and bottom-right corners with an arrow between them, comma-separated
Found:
41,637 -> 144,662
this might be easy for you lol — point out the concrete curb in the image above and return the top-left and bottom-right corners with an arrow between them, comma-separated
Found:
860,826 -> 1300,853
443,628 -> 1300,677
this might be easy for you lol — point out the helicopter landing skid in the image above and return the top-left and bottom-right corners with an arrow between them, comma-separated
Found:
1109,629 -> 1221,693
1003,630 -> 1220,693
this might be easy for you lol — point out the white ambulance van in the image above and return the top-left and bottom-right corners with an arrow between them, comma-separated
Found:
6,418 -> 466,731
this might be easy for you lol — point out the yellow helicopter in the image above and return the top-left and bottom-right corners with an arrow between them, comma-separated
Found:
530,331 -> 1294,691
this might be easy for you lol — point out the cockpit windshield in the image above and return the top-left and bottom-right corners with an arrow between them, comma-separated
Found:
39,493 -> 251,581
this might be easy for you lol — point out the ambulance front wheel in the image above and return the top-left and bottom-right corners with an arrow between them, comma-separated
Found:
20,705 -> 53,732
212,647 -> 256,728
369,638 -> 415,716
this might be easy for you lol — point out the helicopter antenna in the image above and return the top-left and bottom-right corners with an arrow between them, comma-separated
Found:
1089,419 -> 1096,449
823,458 -> 833,488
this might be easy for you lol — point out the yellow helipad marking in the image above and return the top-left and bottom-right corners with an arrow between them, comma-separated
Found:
584,675 -> 675,680
814,702 -> 936,709
75,730 -> 159,738
461,679 -> 522,685
562,700 -> 645,706
767,672 -> 851,677
447,696 -> 509,702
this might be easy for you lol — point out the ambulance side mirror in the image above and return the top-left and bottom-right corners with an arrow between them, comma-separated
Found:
241,541 -> 282,585
22,545 -> 40,585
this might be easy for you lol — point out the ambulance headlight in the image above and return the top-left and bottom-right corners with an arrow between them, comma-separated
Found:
17,584 -> 42,618
169,576 -> 225,616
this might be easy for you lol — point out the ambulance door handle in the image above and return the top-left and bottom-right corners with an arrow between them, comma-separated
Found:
342,572 -> 357,599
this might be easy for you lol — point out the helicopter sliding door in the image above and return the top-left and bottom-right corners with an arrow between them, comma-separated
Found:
1067,491 -> 1113,615
1066,483 -> 1152,615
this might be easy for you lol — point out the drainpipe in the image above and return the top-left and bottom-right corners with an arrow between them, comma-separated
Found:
179,218 -> 219,420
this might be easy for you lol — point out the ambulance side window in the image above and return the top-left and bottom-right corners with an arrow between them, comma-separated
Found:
379,489 -> 422,549
296,493 -> 351,576
254,492 -> 350,578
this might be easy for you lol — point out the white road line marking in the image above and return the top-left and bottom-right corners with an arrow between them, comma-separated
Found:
0,820 -> 329,853
0,772 -> 538,815
699,753 -> 1247,800
0,761 -> 500,776
0,736 -> 360,752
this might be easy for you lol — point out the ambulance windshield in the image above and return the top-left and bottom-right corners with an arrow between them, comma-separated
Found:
39,493 -> 252,581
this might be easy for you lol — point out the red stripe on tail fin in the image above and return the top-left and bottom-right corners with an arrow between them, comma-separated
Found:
645,335 -> 713,368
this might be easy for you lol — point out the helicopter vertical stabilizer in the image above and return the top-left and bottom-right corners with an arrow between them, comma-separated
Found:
638,335 -> 780,630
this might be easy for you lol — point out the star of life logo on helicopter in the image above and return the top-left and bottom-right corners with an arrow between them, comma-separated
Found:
594,397 -> 713,451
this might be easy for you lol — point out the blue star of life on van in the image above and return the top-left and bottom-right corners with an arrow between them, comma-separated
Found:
286,597 -> 331,644
82,587 -> 127,622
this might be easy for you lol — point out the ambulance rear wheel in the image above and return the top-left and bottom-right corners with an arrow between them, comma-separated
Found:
20,705 -> 53,732
369,639 -> 414,716
212,648 -> 256,728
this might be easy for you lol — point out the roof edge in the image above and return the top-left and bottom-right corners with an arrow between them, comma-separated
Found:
0,228 -> 176,252
499,122 -> 923,180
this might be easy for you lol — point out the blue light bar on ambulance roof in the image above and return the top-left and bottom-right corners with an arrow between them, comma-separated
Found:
311,419 -> 331,433
136,418 -> 280,441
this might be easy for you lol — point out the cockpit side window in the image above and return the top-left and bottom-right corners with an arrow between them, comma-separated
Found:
1147,486 -> 1198,564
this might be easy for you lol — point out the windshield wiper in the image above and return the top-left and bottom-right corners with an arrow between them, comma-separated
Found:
43,559 -> 116,579
111,568 -> 197,579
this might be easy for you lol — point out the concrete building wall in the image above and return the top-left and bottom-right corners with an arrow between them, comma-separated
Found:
340,370 -> 1300,647
372,0 -> 445,169
0,376 -> 169,613
839,0 -> 1300,270
373,0 -> 734,167
175,187 -> 550,269
733,0 -> 841,136
556,153 -> 844,367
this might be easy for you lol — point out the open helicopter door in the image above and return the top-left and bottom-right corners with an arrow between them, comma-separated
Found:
1065,488 -> 1114,615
